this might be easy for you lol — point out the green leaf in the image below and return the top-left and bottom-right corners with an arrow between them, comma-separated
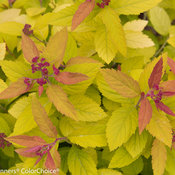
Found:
149,6 -> 171,36
43,28 -> 68,67
0,117 -> 11,136
151,139 -> 167,175
124,31 -> 154,48
124,129 -> 148,158
32,96 -> 57,138
0,22 -> 23,36
46,84 -> 77,120
106,105 -> 138,151
109,146 -> 138,168
68,145 -> 98,175
59,117 -> 107,148
69,95 -> 106,121
165,147 -> 175,175
111,0 -> 162,15
98,169 -> 122,175
146,109 -> 172,147
99,7 -> 127,57
101,69 -> 141,98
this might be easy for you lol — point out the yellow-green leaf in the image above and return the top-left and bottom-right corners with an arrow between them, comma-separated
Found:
98,169 -> 122,175
111,0 -> 162,15
125,31 -> 154,48
26,7 -> 46,17
151,139 -> 167,175
0,43 -> 6,60
101,69 -> 141,98
106,105 -> 138,151
167,26 -> 175,48
69,95 -> 106,121
149,6 -> 171,36
43,28 -> 68,67
68,146 -> 98,175
146,109 -> 172,147
46,84 -> 77,120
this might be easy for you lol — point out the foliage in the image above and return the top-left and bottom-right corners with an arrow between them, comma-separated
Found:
0,0 -> 175,175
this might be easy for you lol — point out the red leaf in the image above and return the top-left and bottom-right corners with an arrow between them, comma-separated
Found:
161,80 -> 175,93
0,78 -> 29,99
45,152 -> 56,169
7,135 -> 46,147
148,58 -> 163,89
71,0 -> 95,31
55,72 -> 88,85
156,102 -> 175,116
15,147 -> 38,157
21,32 -> 40,63
167,57 -> 175,74
139,96 -> 152,134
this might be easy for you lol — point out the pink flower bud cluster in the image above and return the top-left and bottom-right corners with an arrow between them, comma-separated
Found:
97,0 -> 110,8
147,84 -> 163,103
0,133 -> 12,149
23,24 -> 33,36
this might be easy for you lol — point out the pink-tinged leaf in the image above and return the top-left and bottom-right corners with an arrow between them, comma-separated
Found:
7,135 -> 46,147
161,80 -> 175,94
38,86 -> 44,97
71,0 -> 95,31
148,58 -> 163,89
156,102 -> 175,116
45,152 -> 56,169
167,57 -> 175,74
55,72 -> 88,85
0,78 -> 29,99
21,32 -> 40,63
15,148 -> 38,157
139,96 -> 152,134
162,91 -> 175,96
52,149 -> 61,168
46,85 -> 77,120
32,96 -> 58,138
43,28 -> 68,67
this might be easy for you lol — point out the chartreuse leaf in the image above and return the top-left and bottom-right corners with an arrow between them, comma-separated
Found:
26,7 -> 46,17
0,117 -> 11,135
124,129 -> 148,158
68,145 -> 98,175
101,69 -> 141,98
59,117 -> 107,148
71,0 -> 95,30
46,84 -> 77,120
146,109 -> 172,147
69,95 -> 106,121
0,60 -> 33,82
110,0 -> 162,15
0,43 -> 6,60
165,147 -> 175,175
121,157 -> 144,175
149,6 -> 171,36
0,79 -> 7,92
43,28 -> 68,67
0,22 -> 23,36
102,97 -> 120,112
95,25 -> 117,64
167,26 -> 175,48
123,20 -> 148,32
106,105 -> 137,151
32,96 -> 57,138
99,7 -> 127,57
60,57 -> 102,95
98,169 -> 122,175
109,146 -> 138,168
96,72 -> 129,104
151,139 -> 167,175
124,31 -> 154,48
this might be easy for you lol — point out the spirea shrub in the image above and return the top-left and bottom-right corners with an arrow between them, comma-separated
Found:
0,0 -> 175,175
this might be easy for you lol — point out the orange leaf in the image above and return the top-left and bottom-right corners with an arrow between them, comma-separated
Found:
7,135 -> 46,147
71,0 -> 95,31
21,32 -> 40,63
161,80 -> 175,93
45,152 -> 56,169
148,57 -> 163,89
0,78 -> 29,99
32,96 -> 58,138
167,57 -> 175,74
139,96 -> 152,134
55,72 -> 88,85
15,148 -> 37,157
